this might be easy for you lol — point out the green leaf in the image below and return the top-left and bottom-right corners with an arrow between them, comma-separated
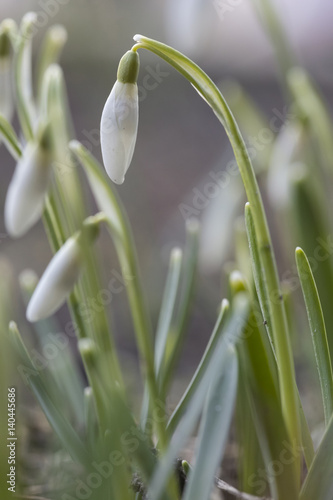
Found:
155,247 -> 183,379
296,247 -> 333,425
167,298 -> 230,434
300,413 -> 333,500
238,303 -> 300,500
291,164 -> 333,357
182,348 -> 238,500
147,294 -> 249,500
245,202 -> 274,351
9,322 -> 89,466
161,219 -> 199,393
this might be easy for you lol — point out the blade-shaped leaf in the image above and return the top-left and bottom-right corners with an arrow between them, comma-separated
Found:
182,348 -> 238,500
9,322 -> 89,466
296,247 -> 333,425
300,413 -> 333,500
167,298 -> 230,434
147,294 -> 249,500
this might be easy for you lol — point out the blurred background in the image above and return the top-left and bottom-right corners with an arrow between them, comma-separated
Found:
1,0 -> 333,427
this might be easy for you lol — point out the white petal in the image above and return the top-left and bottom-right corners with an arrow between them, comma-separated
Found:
26,238 -> 82,322
266,122 -> 303,209
4,143 -> 51,237
100,81 -> 138,184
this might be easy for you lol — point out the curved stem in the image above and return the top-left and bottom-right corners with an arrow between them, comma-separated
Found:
133,35 -> 301,484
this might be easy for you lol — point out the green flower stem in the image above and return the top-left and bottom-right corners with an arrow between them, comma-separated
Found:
0,114 -> 22,160
70,142 -> 169,449
45,66 -> 123,386
133,36 -> 301,477
114,237 -> 169,448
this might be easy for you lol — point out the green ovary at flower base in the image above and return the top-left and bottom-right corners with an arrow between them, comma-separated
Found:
100,49 -> 140,184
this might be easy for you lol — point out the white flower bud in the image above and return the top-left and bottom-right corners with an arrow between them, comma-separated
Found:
4,129 -> 52,238
26,217 -> 101,322
100,50 -> 139,184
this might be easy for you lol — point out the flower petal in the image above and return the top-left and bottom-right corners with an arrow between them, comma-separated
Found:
26,237 -> 82,322
100,81 -> 138,184
4,143 -> 52,237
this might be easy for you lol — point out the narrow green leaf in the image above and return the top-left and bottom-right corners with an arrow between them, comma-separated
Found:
296,247 -> 333,425
291,164 -> 333,357
161,219 -> 199,392
148,294 -> 249,500
167,298 -> 230,434
246,207 -> 315,468
300,413 -> 333,500
245,202 -> 274,352
238,303 -> 299,500
155,247 -> 183,378
9,322 -> 89,466
182,348 -> 238,500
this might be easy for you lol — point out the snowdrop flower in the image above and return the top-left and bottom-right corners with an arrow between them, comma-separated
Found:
100,50 -> 139,184
266,121 -> 304,210
26,216 -> 101,322
4,126 -> 53,238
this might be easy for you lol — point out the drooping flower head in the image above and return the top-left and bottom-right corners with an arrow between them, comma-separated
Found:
26,215 -> 102,322
100,49 -> 139,184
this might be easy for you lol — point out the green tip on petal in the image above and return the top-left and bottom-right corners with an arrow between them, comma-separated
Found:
229,270 -> 247,296
117,50 -> 140,84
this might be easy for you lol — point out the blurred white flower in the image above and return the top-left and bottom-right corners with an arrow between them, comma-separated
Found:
199,173 -> 244,274
26,217 -> 101,322
164,0 -> 217,56
266,121 -> 304,209
4,134 -> 52,238
26,237 -> 83,322
100,50 -> 139,184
